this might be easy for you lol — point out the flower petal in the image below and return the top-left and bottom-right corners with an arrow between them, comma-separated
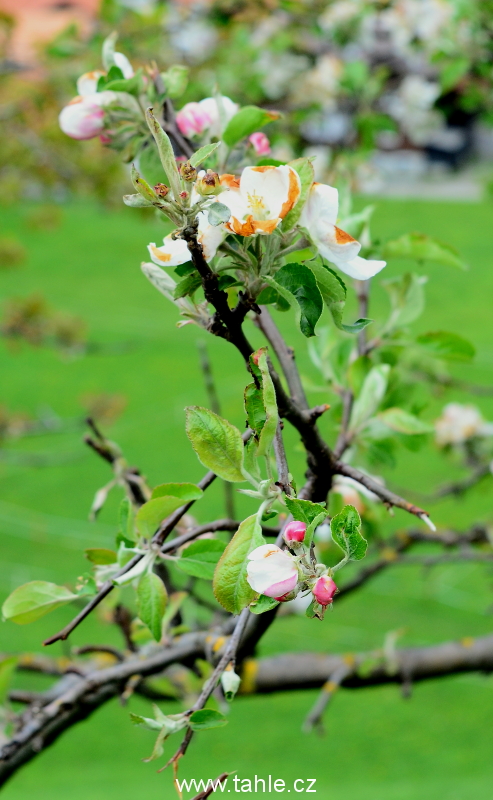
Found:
246,545 -> 298,595
327,253 -> 387,280
197,211 -> 227,260
300,182 -> 339,228
76,71 -> 105,96
148,236 -> 191,267
240,165 -> 300,221
263,574 -> 298,598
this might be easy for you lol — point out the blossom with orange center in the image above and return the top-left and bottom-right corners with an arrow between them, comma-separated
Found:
219,165 -> 301,237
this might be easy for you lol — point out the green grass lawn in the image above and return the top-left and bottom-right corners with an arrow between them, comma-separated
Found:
0,197 -> 492,799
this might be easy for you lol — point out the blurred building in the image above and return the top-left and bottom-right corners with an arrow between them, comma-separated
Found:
0,0 -> 100,71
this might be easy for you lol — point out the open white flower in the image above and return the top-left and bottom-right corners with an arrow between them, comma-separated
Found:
76,71 -> 106,97
148,208 -> 226,267
220,165 -> 301,237
300,182 -> 386,280
246,544 -> 298,599
435,403 -> 493,446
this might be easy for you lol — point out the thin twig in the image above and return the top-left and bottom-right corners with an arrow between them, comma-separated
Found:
303,663 -> 352,733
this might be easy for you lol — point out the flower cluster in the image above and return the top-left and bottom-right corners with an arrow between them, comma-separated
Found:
147,163 -> 385,282
246,522 -> 338,619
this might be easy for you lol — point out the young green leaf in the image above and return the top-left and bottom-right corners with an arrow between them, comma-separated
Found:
160,64 -> 189,98
174,272 -> 201,299
2,581 -> 77,625
213,515 -> 265,614
175,539 -> 226,580
123,193 -> 154,208
244,382 -> 267,440
282,157 -> 315,231
331,505 -> 367,561
137,572 -> 167,642
416,331 -> 475,362
272,263 -> 323,337
382,273 -> 427,331
151,482 -> 203,502
284,496 -> 326,525
119,497 -> 135,543
256,348 -> 279,457
208,203 -> 232,226
85,548 -> 117,565
382,233 -> 467,270
250,594 -> 280,615
131,164 -> 157,203
223,106 -> 281,148
378,408 -> 434,435
349,364 -> 390,432
190,141 -> 221,168
189,709 -> 228,731
186,406 -> 245,482
136,496 -> 187,539
308,261 -> 371,334
145,108 -> 181,199
304,510 -> 328,550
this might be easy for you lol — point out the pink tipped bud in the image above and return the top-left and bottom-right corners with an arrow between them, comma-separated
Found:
176,102 -> 212,138
313,576 -> 337,606
283,521 -> 307,543
249,131 -> 271,156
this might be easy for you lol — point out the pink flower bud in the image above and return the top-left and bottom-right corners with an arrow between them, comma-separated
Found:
59,96 -> 105,140
312,576 -> 337,606
283,521 -> 307,543
176,102 -> 212,137
249,131 -> 271,156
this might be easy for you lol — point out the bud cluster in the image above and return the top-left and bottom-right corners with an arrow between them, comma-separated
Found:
246,520 -> 338,618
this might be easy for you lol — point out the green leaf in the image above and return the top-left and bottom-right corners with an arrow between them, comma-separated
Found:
304,510 -> 328,550
2,581 -> 77,625
174,272 -> 202,299
331,505 -> 367,561
136,496 -> 187,539
190,142 -> 221,168
131,164 -> 156,203
105,68 -> 143,95
284,496 -> 326,525
256,348 -> 279,457
349,364 -> 390,431
160,64 -> 189,98
378,408 -> 434,435
119,497 -> 135,543
186,406 -> 245,483
282,157 -> 315,231
175,539 -> 226,580
123,193 -> 154,208
189,709 -> 228,731
0,656 -> 17,705
249,594 -> 280,614
208,202 -> 231,226
151,482 -> 203,502
272,263 -> 323,337
138,144 -> 166,187
129,712 -> 164,732
416,331 -> 475,362
244,383 -> 266,439
382,272 -> 427,331
85,548 -> 117,565
213,515 -> 265,614
382,233 -> 467,270
308,261 -> 371,333
137,572 -> 167,642
223,106 -> 281,148
145,108 -> 181,199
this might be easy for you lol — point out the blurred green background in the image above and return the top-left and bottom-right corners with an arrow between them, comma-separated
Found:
0,196 -> 492,798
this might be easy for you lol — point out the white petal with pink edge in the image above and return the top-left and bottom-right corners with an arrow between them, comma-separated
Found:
246,544 -> 298,597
